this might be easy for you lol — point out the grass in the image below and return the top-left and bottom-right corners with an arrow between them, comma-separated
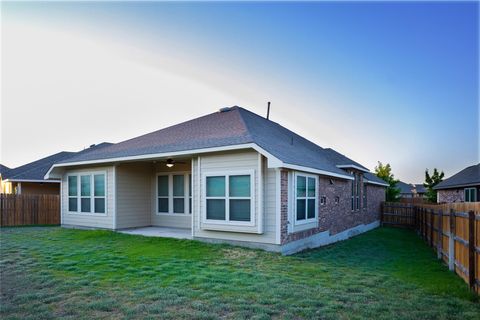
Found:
1,227 -> 478,319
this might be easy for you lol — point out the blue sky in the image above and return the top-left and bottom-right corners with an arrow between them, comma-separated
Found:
2,1 -> 478,182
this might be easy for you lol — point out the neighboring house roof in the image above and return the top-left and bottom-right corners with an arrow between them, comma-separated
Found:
434,163 -> 480,190
414,184 -> 426,193
4,143 -> 112,182
0,164 -> 11,178
363,172 -> 389,187
52,107 -> 366,179
397,181 -> 415,194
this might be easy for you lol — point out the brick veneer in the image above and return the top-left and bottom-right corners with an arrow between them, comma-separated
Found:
437,188 -> 475,203
280,169 -> 385,245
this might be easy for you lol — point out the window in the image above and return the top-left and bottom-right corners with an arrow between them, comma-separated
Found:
295,173 -> 317,223
157,173 -> 191,214
351,173 -> 360,211
320,196 -> 326,206
334,196 -> 340,205
363,184 -> 367,209
205,172 -> 253,223
465,188 -> 477,202
68,176 -> 78,212
67,173 -> 106,214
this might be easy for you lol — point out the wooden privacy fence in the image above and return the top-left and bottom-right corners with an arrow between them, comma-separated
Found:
0,194 -> 60,226
382,202 -> 480,294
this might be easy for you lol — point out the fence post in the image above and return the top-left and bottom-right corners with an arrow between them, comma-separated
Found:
468,210 -> 476,291
430,209 -> 434,248
437,209 -> 443,259
422,208 -> 426,241
449,209 -> 455,271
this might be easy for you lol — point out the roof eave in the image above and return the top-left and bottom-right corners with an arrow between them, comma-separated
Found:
4,178 -> 60,183
45,143 -> 284,180
365,180 -> 389,187
434,182 -> 480,190
336,164 -> 369,173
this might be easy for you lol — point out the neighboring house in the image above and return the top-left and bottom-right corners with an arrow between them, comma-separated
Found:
434,163 -> 480,203
45,107 -> 388,254
397,181 -> 426,199
0,164 -> 12,193
1,143 -> 112,195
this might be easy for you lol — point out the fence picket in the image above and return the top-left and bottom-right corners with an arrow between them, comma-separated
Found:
0,194 -> 60,226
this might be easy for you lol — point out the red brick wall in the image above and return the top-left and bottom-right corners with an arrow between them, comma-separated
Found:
280,169 -> 385,245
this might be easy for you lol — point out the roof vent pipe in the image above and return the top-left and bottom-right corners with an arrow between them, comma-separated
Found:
219,107 -> 232,113
266,101 -> 271,120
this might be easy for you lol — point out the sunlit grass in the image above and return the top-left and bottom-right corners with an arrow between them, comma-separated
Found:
1,227 -> 478,319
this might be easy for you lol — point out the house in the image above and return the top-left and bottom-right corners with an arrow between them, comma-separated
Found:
45,107 -> 388,254
434,163 -> 480,203
397,181 -> 426,199
1,143 -> 112,195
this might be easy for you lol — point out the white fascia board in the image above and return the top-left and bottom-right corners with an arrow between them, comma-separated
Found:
281,163 -> 354,180
336,165 -> 369,173
365,180 -> 389,187
4,179 -> 60,183
44,143 -> 283,179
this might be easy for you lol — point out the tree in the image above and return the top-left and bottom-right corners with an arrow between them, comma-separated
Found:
424,168 -> 444,203
374,162 -> 401,202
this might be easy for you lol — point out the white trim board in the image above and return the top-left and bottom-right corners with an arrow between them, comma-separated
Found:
336,165 -> 369,173
365,180 -> 389,187
44,143 -> 353,181
4,179 -> 60,183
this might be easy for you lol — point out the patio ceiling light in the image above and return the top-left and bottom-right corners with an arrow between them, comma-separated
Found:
166,159 -> 174,168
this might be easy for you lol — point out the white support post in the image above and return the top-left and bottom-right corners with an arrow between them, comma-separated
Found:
257,153 -> 264,234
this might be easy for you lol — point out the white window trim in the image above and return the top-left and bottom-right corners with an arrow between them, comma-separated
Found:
66,171 -> 107,216
293,172 -> 318,226
156,172 -> 191,215
464,187 -> 477,202
202,169 -> 255,227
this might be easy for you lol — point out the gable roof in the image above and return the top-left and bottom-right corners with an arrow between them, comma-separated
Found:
434,163 -> 480,190
4,143 -> 112,182
51,107 -> 364,179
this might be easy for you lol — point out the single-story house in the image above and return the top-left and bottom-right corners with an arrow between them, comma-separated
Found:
45,107 -> 388,254
397,181 -> 426,199
1,143 -> 111,195
434,163 -> 480,203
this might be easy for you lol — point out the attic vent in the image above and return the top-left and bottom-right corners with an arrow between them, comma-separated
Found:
219,107 -> 232,113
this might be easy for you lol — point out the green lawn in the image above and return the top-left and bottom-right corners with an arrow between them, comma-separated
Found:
1,227 -> 478,319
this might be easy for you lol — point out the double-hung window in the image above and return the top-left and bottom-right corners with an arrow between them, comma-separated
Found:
157,173 -> 191,214
295,173 -> 317,224
363,184 -> 367,209
205,172 -> 253,223
464,188 -> 477,202
68,172 -> 106,214
351,173 -> 360,212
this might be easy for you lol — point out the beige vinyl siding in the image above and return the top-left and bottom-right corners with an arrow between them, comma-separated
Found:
151,162 -> 192,229
193,150 -> 277,244
61,166 -> 114,229
116,163 -> 152,229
